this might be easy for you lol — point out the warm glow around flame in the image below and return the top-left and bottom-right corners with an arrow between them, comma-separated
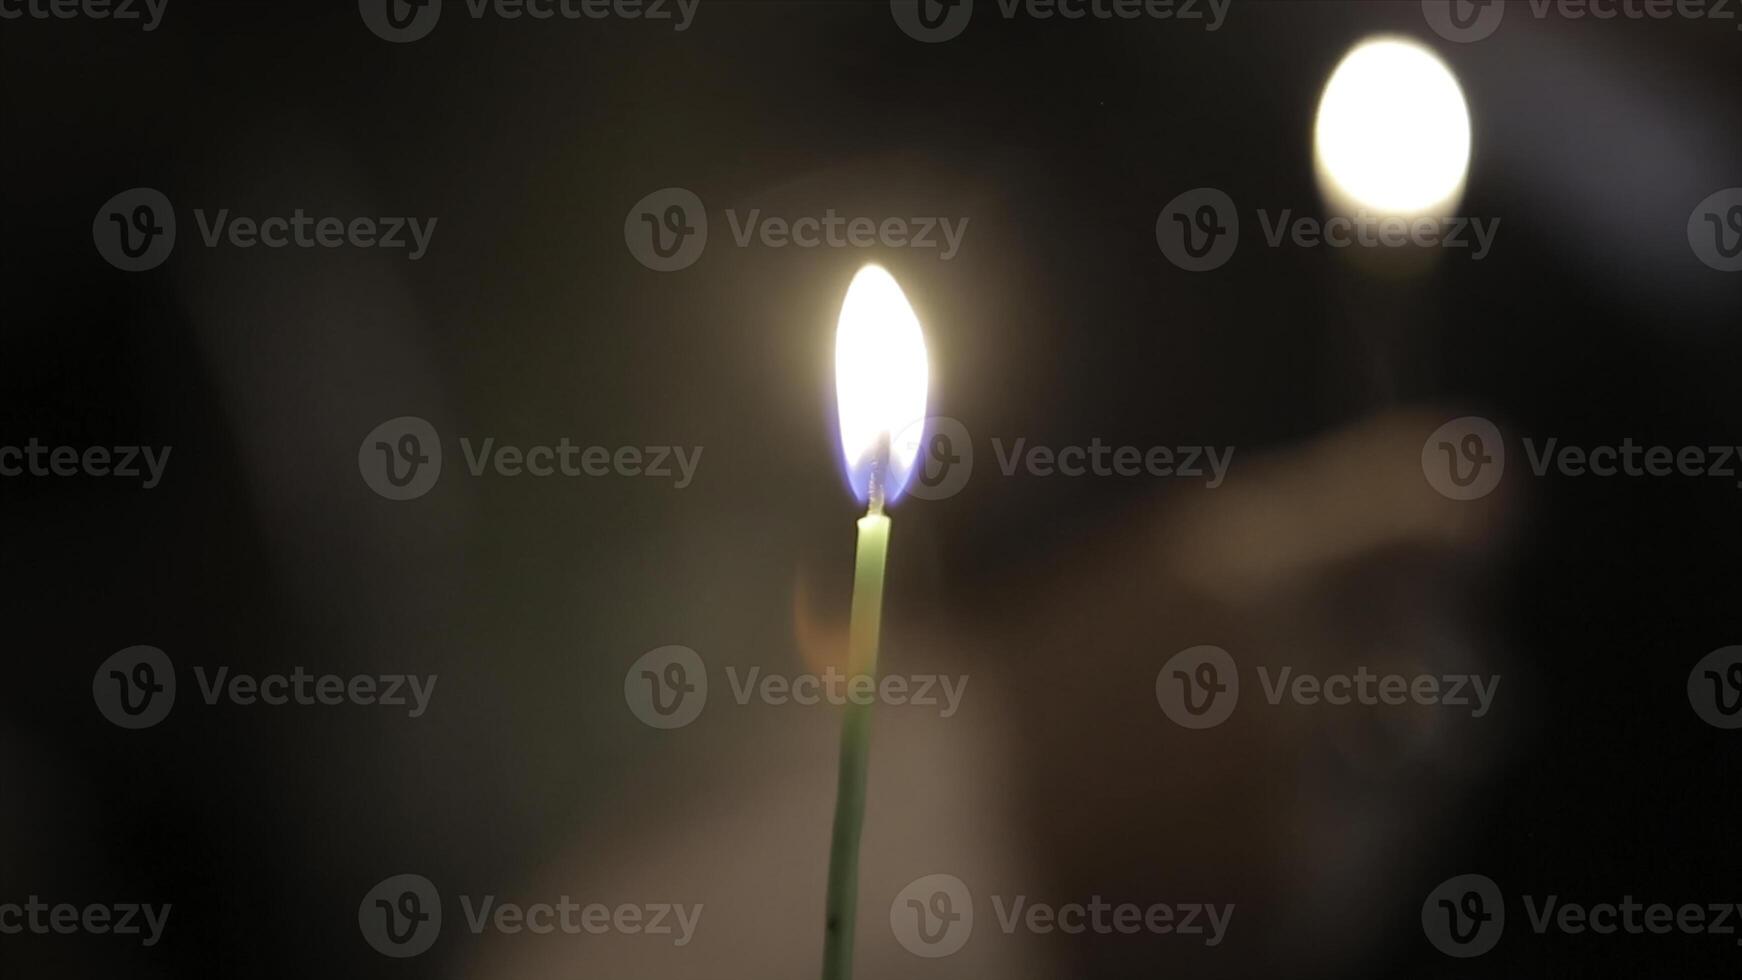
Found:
835,264 -> 930,506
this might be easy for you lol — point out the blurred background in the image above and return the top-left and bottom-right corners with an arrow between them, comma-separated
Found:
2,0 -> 1741,976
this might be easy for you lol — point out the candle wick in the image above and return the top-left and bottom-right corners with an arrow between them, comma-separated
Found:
866,433 -> 890,516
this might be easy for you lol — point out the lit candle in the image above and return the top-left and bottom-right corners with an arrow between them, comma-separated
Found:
820,264 -> 930,980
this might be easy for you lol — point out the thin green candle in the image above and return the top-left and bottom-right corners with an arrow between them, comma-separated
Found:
821,264 -> 931,980
820,502 -> 889,980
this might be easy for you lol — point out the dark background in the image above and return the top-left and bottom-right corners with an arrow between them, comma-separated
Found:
3,0 -> 1741,976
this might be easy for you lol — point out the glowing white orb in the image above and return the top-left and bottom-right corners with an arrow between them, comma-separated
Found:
1314,37 -> 1472,216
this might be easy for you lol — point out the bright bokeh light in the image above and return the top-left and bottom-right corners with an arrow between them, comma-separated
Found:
1314,36 -> 1472,216
835,264 -> 930,506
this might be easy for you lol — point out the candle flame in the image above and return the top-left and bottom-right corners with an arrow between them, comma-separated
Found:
1313,36 -> 1471,218
835,264 -> 930,507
